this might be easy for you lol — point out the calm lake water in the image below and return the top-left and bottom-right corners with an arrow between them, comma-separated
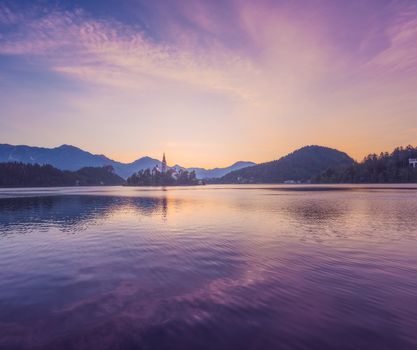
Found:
1,185 -> 417,350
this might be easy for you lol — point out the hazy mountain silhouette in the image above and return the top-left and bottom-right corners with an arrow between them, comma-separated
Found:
0,144 -> 255,179
177,161 -> 256,179
0,144 -> 167,178
219,145 -> 354,183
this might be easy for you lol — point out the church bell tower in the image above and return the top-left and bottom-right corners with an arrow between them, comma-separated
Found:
162,153 -> 167,173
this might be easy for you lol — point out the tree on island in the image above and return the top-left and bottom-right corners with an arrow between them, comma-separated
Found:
126,168 -> 199,186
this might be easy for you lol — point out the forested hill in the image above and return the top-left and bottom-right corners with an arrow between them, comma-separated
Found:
316,146 -> 417,183
219,145 -> 354,183
0,163 -> 125,187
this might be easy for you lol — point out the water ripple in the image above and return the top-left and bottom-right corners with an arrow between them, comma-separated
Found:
0,185 -> 416,349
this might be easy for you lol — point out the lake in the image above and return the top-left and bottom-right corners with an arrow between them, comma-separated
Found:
1,185 -> 417,349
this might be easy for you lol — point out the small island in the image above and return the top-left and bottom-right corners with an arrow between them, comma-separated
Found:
126,153 -> 203,186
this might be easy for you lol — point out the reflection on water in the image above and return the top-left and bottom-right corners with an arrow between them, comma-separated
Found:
0,195 -> 171,234
0,185 -> 417,350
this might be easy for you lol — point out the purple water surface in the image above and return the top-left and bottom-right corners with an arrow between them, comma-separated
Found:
0,185 -> 417,349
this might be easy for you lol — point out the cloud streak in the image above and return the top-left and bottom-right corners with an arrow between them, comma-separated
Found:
0,6 -> 258,101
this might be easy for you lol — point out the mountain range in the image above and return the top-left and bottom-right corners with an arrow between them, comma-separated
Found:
2,143 -> 415,186
0,144 -> 255,179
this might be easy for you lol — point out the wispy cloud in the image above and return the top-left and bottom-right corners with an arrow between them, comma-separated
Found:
0,6 -> 258,101
366,3 -> 417,73
0,3 -> 25,25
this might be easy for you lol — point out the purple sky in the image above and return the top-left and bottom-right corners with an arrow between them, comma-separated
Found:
0,0 -> 416,166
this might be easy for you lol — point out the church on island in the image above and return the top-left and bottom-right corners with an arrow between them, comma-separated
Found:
151,153 -> 168,176
126,153 -> 202,186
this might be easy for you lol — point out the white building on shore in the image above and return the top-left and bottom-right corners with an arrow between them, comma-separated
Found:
409,158 -> 417,168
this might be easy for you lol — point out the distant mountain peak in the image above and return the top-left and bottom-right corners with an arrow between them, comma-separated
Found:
135,156 -> 156,162
230,161 -> 255,167
56,144 -> 79,150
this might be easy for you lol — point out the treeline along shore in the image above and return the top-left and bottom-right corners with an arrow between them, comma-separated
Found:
315,145 -> 417,183
0,163 -> 125,187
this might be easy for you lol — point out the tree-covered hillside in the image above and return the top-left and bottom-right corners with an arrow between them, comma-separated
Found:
219,145 -> 354,183
316,145 -> 417,183
0,163 -> 125,187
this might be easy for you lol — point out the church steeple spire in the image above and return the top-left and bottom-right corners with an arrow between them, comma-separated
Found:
162,152 -> 167,173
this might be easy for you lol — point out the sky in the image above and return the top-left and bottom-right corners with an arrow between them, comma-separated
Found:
0,0 -> 416,167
